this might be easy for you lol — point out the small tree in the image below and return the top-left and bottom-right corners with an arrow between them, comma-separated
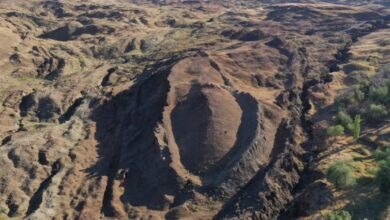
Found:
369,86 -> 389,104
326,161 -> 356,189
375,147 -> 390,161
323,210 -> 352,220
375,158 -> 390,193
327,125 -> 345,137
349,115 -> 361,140
366,104 -> 388,123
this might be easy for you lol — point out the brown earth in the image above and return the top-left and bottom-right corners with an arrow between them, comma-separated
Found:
0,0 -> 388,220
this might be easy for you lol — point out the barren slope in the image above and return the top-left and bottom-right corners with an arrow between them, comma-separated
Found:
0,1 -> 388,220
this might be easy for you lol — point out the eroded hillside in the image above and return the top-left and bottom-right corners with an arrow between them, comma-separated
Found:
0,0 -> 389,219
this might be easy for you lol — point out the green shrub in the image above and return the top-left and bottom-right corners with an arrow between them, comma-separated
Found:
335,87 -> 365,108
327,125 -> 345,137
353,87 -> 366,103
323,210 -> 352,220
369,86 -> 389,104
375,158 -> 390,193
326,161 -> 356,188
334,95 -> 349,109
366,104 -> 388,123
358,78 -> 371,94
375,147 -> 390,161
334,111 -> 353,130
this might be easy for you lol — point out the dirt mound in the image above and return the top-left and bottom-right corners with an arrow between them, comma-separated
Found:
169,58 -> 242,174
80,49 -> 288,218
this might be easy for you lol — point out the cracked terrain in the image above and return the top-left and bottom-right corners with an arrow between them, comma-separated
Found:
0,0 -> 389,219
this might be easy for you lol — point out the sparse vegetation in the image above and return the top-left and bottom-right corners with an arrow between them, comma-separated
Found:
326,161 -> 356,188
320,22 -> 390,220
325,66 -> 390,219
369,86 -> 389,104
327,125 -> 345,137
333,75 -> 390,128
375,158 -> 390,193
323,210 -> 352,220
365,104 -> 388,123
333,111 -> 353,131
329,110 -> 361,140
375,147 -> 390,161
375,147 -> 390,193
357,78 -> 371,93
334,86 -> 365,109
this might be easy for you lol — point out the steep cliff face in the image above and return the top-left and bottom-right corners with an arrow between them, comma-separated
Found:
0,0 -> 388,219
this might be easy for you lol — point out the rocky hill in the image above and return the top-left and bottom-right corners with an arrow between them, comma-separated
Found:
0,0 -> 389,219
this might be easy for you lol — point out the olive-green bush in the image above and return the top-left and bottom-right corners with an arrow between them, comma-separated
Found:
333,111 -> 353,131
375,158 -> 390,193
366,104 -> 388,123
334,86 -> 365,109
375,147 -> 390,161
323,210 -> 352,220
369,86 -> 389,104
327,125 -> 345,137
326,161 -> 356,188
